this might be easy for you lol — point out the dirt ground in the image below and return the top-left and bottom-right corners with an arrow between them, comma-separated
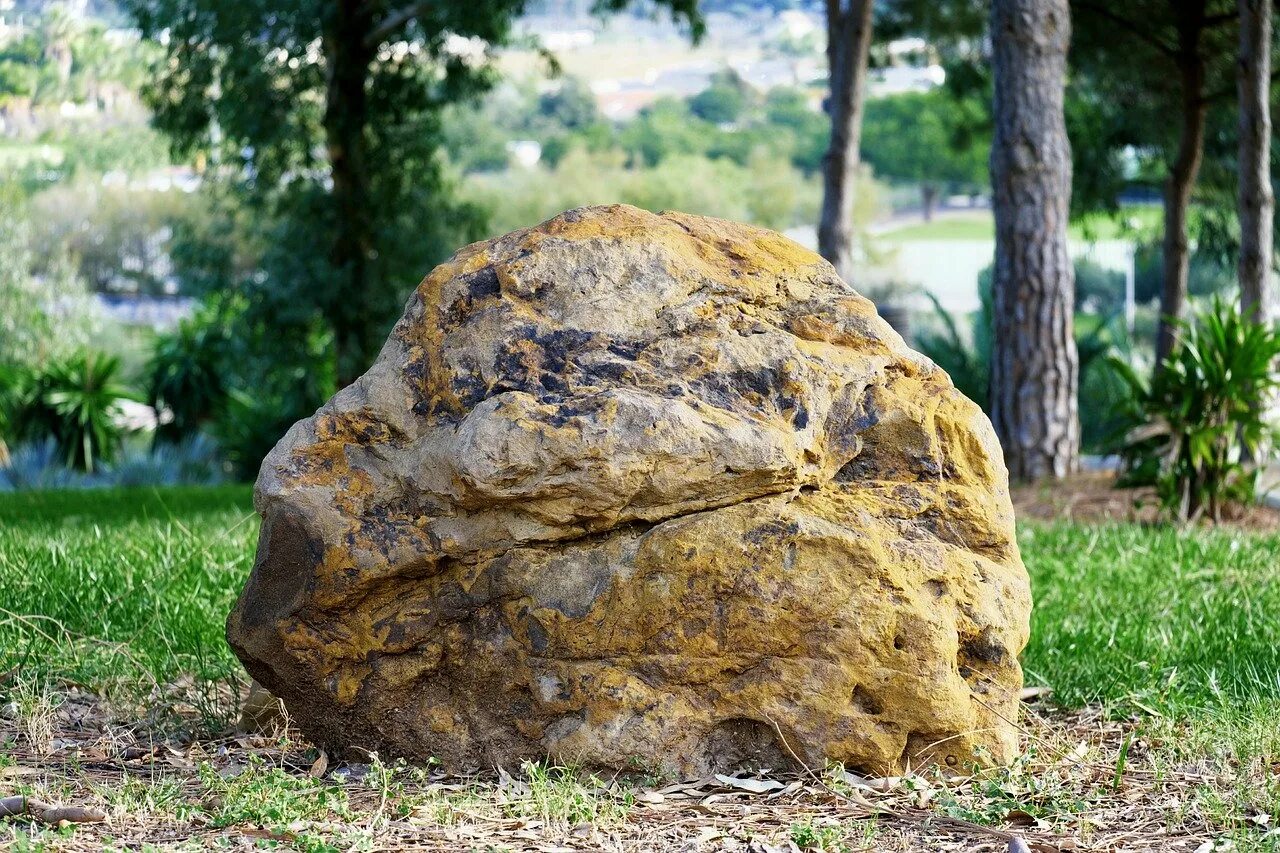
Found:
1011,470 -> 1280,532
0,686 -> 1239,852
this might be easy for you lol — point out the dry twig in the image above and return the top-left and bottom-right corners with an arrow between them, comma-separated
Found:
0,795 -> 106,825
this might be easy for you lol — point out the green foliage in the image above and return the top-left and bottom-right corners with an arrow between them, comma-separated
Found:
124,0 -> 700,384
914,288 -> 992,408
763,87 -> 828,173
789,820 -> 848,851
0,6 -> 152,107
198,756 -> 351,829
1132,240 -> 1235,305
29,181 -> 198,294
860,89 -> 988,192
147,310 -> 229,445
1111,298 -> 1280,522
1073,258 -> 1125,315
620,97 -> 716,167
6,352 -> 135,473
469,146 -> 826,237
0,191 -> 99,369
688,69 -> 752,124
502,762 -> 633,828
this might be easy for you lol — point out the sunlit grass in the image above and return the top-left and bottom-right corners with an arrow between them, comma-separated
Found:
882,204 -> 1162,242
3,487 -> 1280,846
0,486 -> 256,716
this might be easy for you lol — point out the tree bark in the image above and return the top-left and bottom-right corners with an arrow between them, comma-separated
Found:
817,0 -> 874,283
921,183 -> 938,222
324,0 -> 377,384
988,0 -> 1080,481
1155,8 -> 1209,366
1237,0 -> 1275,324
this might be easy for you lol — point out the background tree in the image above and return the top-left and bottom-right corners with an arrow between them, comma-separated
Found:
124,0 -> 702,385
688,69 -> 751,124
817,0 -> 874,282
989,0 -> 1080,480
860,88 -> 988,220
1237,0 -> 1274,323
1071,0 -> 1238,364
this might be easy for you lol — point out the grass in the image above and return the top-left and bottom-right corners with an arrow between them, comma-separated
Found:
3,487 -> 1280,848
1022,522 -> 1280,711
5,487 -> 1277,718
0,486 -> 255,727
882,205 -> 1163,242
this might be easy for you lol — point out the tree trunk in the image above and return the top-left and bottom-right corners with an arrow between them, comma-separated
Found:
1155,12 -> 1208,366
324,0 -> 376,385
1238,0 -> 1275,324
988,0 -> 1079,482
817,0 -> 874,283
921,184 -> 938,222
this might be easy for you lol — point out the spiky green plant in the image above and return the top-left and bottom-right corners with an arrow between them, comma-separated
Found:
1112,297 -> 1280,522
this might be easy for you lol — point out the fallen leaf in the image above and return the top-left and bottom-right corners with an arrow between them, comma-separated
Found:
0,766 -> 39,779
1004,808 -> 1036,827
309,750 -> 328,779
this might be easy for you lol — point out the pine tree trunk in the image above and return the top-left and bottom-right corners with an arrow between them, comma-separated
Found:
324,0 -> 376,385
921,184 -> 938,222
988,0 -> 1080,481
1238,0 -> 1275,324
1155,11 -> 1208,366
817,0 -> 874,283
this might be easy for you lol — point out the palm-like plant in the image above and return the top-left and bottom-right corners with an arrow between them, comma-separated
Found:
45,352 -> 134,473
1112,297 -> 1280,522
14,352 -> 134,474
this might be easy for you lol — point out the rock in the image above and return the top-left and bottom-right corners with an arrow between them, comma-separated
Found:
237,680 -> 286,734
227,204 -> 1031,776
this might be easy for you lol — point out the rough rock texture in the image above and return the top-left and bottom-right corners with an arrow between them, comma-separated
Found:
227,204 -> 1031,776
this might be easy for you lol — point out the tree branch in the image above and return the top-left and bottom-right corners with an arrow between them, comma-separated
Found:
365,1 -> 432,49
1073,0 -> 1178,58
1202,10 -> 1239,27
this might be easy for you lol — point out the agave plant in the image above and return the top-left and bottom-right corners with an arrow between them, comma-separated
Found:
1111,297 -> 1280,522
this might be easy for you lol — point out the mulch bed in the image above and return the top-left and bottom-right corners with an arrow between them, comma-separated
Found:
1012,470 -> 1280,532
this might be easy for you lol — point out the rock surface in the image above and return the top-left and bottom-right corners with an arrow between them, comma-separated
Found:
227,204 -> 1031,776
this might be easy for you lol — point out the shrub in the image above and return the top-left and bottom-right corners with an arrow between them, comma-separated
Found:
1111,297 -> 1280,522
0,434 -> 226,491
6,352 -> 134,473
211,388 -> 317,482
915,289 -> 992,409
148,311 -> 229,445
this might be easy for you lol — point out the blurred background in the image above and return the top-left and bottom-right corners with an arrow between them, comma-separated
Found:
0,0 -> 1260,491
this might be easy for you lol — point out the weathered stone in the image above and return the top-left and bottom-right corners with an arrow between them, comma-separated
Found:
227,204 -> 1031,776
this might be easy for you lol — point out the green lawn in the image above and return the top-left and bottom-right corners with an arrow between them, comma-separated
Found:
2,487 -> 1279,848
882,205 -> 1163,242
0,486 -> 255,724
3,486 -> 1278,718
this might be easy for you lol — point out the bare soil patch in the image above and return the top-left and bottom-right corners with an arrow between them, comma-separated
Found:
0,687 -> 1236,852
1012,470 -> 1280,532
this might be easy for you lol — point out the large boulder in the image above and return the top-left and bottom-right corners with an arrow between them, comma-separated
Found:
227,205 -> 1031,776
